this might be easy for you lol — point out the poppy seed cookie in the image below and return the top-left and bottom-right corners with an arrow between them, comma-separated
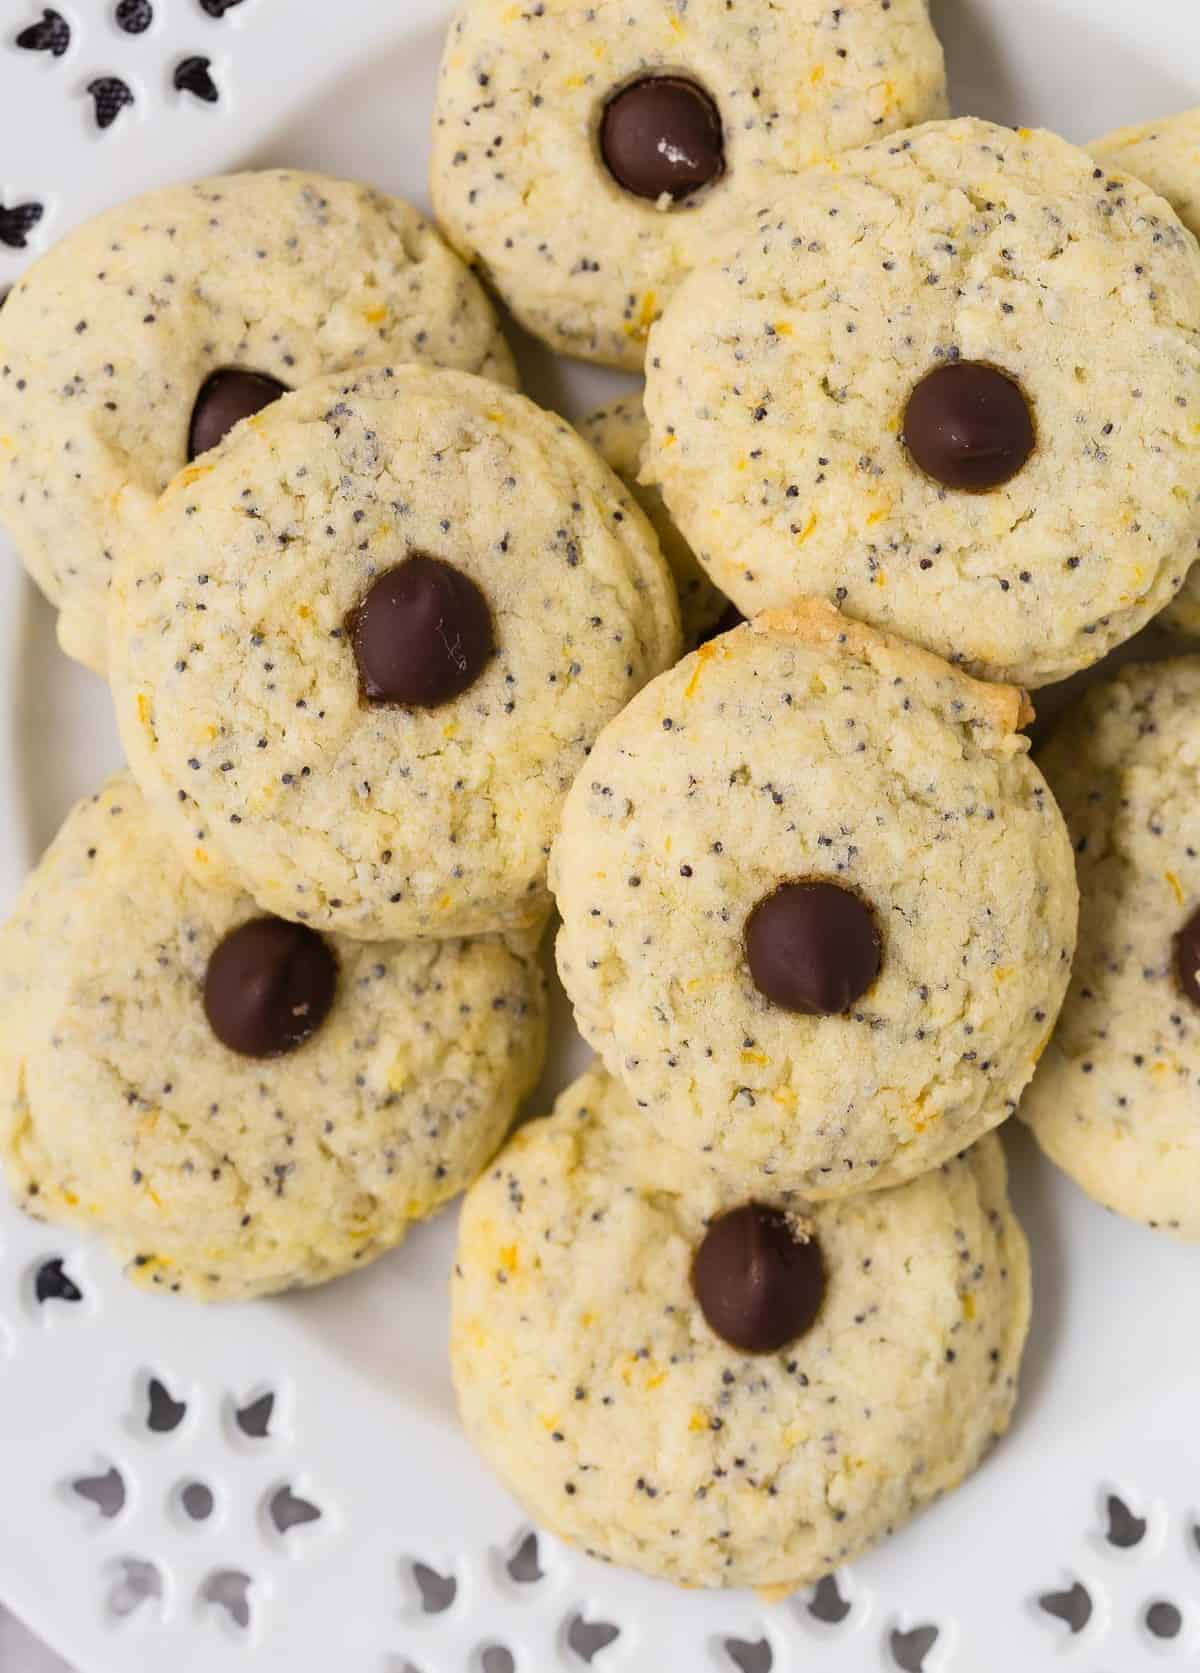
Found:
0,170 -> 517,672
551,601 -> 1077,1196
0,775 -> 547,1301
452,1063 -> 1030,1591
109,363 -> 680,941
578,392 -> 732,646
643,117 -> 1200,686
1092,106 -> 1200,248
1021,660 -> 1200,1239
431,0 -> 946,369
1091,108 -> 1200,635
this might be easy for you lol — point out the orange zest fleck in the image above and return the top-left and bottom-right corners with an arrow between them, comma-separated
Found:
684,642 -> 716,699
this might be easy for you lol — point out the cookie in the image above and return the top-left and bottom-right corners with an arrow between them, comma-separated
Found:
0,774 -> 546,1301
1091,108 -> 1200,635
1021,660 -> 1200,1239
551,601 -> 1077,1196
109,363 -> 680,942
1092,106 -> 1200,244
0,170 -> 517,673
578,392 -> 732,645
431,0 -> 946,369
452,1063 -> 1030,1591
643,117 -> 1200,687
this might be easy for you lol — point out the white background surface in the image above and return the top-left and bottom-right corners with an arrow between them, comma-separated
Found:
1,2 -> 1199,1671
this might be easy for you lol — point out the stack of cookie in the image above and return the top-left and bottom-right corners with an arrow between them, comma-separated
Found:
430,7 -> 1200,1596
0,170 -> 682,1299
459,602 -> 1068,1589
1,0 -> 1199,1603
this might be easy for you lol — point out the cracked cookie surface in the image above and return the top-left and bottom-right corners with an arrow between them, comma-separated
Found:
0,775 -> 546,1300
643,117 -> 1200,686
109,363 -> 680,941
0,170 -> 516,673
452,1062 -> 1030,1591
1021,659 -> 1200,1239
431,0 -> 946,369
552,602 -> 1077,1195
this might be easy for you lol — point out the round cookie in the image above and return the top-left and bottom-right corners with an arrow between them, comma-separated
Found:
0,774 -> 546,1301
431,0 -> 946,370
109,363 -> 680,942
551,601 -> 1078,1196
452,1063 -> 1030,1591
1092,106 -> 1200,246
1021,660 -> 1200,1240
578,392 -> 733,645
0,170 -> 517,673
643,117 -> 1200,687
1091,108 -> 1200,635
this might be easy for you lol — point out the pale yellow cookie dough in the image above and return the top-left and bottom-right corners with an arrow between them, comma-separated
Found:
552,602 -> 1077,1196
644,117 -> 1200,686
0,775 -> 546,1301
452,1063 -> 1030,1591
578,392 -> 731,645
110,364 -> 680,942
0,170 -> 517,673
1091,108 -> 1200,635
431,0 -> 946,369
1021,660 -> 1200,1239
1092,106 -> 1200,244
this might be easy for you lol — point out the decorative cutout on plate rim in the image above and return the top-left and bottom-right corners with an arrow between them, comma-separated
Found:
69,1462 -> 128,1523
178,1479 -> 215,1524
6,0 -> 246,157
173,53 -> 218,102
889,1623 -> 941,1673
105,1555 -> 165,1624
114,0 -> 154,35
144,1374 -> 188,1435
87,74 -> 136,128
14,9 -> 70,58
0,200 -> 43,250
58,1369 -> 328,1640
1029,1484 -> 1200,1661
32,1253 -> 83,1305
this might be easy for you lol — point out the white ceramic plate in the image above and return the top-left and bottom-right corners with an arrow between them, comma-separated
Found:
1,3 -> 1199,1670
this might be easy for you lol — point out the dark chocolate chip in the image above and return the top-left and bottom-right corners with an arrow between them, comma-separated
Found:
692,1203 -> 825,1353
902,361 -> 1035,492
114,0 -> 152,32
199,0 -> 244,13
349,554 -> 494,708
87,76 -> 134,130
745,880 -> 881,1015
187,369 -> 288,461
0,199 -> 44,250
174,54 -> 218,102
600,76 -> 724,201
1175,904 -> 1200,1009
204,918 -> 336,1058
15,7 -> 70,54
